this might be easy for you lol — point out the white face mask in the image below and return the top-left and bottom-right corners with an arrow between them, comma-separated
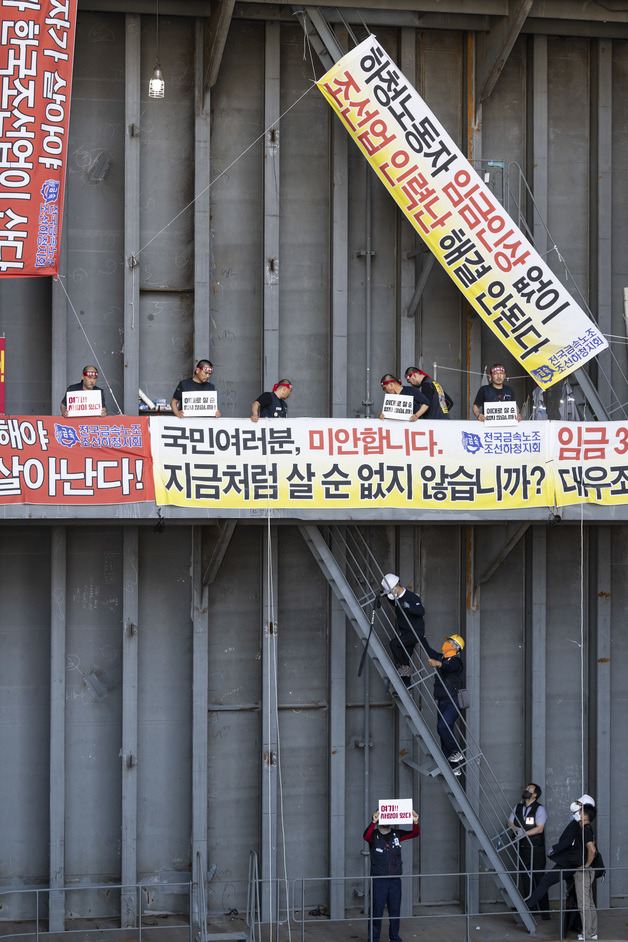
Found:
570,801 -> 580,814
573,810 -> 581,822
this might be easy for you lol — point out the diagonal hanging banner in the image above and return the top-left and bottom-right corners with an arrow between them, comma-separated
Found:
0,0 -> 78,277
317,36 -> 608,390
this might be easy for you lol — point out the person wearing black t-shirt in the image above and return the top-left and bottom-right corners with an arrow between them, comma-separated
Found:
404,366 -> 449,419
473,364 -> 521,421
171,359 -> 221,419
379,374 -> 428,421
251,379 -> 292,421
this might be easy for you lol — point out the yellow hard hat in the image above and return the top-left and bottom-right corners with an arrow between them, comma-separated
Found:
447,634 -> 464,651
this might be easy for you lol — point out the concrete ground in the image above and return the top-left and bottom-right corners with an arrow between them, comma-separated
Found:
1,907 -> 626,942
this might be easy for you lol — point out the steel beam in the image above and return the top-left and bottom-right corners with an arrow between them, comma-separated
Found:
595,527 -> 611,909
49,527 -> 66,933
292,6 -> 342,71
195,19 -> 212,359
328,539 -> 347,919
192,526 -> 210,921
124,14 -> 141,416
331,28 -> 349,419
202,0 -> 235,98
261,530 -> 279,921
121,526 -> 139,927
263,22 -> 280,389
464,526 -> 480,916
475,522 -> 530,592
530,526 -> 546,790
202,521 -> 237,585
476,0 -> 534,108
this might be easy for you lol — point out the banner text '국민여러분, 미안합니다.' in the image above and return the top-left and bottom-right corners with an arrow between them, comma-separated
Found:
316,37 -> 608,390
0,0 -> 78,277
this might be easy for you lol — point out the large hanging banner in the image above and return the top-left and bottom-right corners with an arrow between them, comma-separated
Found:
0,338 -> 4,413
0,0 -> 77,277
0,416 -> 154,504
150,417 -> 554,511
317,37 -> 607,390
550,423 -> 628,506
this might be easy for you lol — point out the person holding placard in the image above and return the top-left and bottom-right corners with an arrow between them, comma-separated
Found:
379,374 -> 429,421
60,365 -> 107,418
363,807 -> 419,942
472,364 -> 521,422
170,360 -> 221,419
250,379 -> 292,421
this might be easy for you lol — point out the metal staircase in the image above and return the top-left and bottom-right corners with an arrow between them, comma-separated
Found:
299,523 -> 537,933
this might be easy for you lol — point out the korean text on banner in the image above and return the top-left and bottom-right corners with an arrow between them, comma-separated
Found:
0,416 -> 154,504
550,422 -> 628,506
0,338 -> 4,414
317,37 -> 608,390
150,417 -> 553,512
0,0 -> 78,277
379,799 -> 413,826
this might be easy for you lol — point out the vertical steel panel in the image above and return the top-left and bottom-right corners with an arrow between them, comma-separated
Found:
65,12 -> 126,413
611,41 -> 628,396
261,527 -> 278,920
0,279 -> 51,414
530,526 -> 547,791
328,551 -> 347,917
121,526 -> 139,926
124,14 -> 141,416
208,21 -> 263,417
279,25 -> 331,415
592,40 -> 613,412
49,526 -> 66,932
137,527 -> 192,888
464,526 -> 480,912
0,528 -> 50,917
331,39 -> 349,419
610,527 -> 628,899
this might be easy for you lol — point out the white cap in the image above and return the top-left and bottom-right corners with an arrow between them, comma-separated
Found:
381,573 -> 400,598
578,794 -> 595,807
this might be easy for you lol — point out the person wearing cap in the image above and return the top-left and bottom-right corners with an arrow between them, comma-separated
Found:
380,574 -> 425,686
250,379 -> 292,421
472,364 -> 521,422
417,631 -> 465,774
60,365 -> 107,417
379,374 -> 429,421
526,795 -> 597,940
363,807 -> 419,942
404,367 -> 450,420
170,359 -> 221,419
508,783 -> 550,919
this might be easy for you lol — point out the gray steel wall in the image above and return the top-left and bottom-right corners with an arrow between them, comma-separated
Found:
0,3 -> 627,920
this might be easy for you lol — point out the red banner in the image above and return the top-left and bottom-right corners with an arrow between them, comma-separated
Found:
0,338 -> 4,413
0,0 -> 78,277
0,416 -> 154,504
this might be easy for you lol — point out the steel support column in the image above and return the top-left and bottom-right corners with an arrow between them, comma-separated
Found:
121,527 -> 139,927
192,526 -> 209,916
49,527 -> 66,933
331,30 -> 349,418
397,523 -> 416,918
464,525 -> 481,915
399,30 -> 416,369
261,529 -> 279,921
195,19 -> 211,359
328,539 -> 347,919
595,527 -> 611,908
530,526 -> 546,789
124,14 -> 141,415
263,23 -> 280,389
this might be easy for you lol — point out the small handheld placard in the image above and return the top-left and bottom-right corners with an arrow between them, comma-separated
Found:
382,395 -> 414,421
378,798 -> 414,826
182,390 -> 218,417
483,401 -> 518,426
66,390 -> 102,416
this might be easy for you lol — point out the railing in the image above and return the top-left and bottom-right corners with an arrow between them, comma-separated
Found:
324,523 -> 536,881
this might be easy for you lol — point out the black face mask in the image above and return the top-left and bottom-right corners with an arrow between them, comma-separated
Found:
522,790 -> 533,801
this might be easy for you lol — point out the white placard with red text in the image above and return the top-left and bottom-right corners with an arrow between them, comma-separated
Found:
379,798 -> 413,826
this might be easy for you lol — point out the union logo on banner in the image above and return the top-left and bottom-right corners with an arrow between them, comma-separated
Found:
0,0 -> 78,277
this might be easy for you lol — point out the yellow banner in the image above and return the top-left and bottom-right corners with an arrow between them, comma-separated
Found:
317,37 -> 607,390
150,417 -> 554,511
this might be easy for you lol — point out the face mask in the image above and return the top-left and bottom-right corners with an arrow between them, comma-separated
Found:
573,811 -> 581,822
379,826 -> 391,833
522,790 -> 533,801
441,641 -> 458,658
570,801 -> 580,814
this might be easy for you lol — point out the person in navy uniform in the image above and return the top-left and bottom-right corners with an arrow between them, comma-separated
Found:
508,783 -> 550,919
250,379 -> 292,421
363,808 -> 419,942
380,573 -> 425,686
61,365 -> 107,417
472,364 -> 521,421
171,359 -> 221,419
